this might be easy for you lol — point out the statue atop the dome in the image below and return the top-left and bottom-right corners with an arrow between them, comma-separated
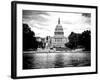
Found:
58,18 -> 60,24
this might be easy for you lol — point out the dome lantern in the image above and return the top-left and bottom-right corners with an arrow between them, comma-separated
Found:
54,18 -> 64,36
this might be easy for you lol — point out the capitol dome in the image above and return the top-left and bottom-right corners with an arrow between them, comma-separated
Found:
54,18 -> 64,36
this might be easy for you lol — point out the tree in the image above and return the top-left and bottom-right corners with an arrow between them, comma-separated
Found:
65,30 -> 91,51
80,30 -> 91,51
23,24 -> 38,51
65,32 -> 81,49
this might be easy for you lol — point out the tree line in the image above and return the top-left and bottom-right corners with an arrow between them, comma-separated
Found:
65,30 -> 91,51
23,23 -> 45,51
23,23 -> 91,51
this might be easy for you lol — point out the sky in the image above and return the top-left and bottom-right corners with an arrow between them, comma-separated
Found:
23,10 -> 91,38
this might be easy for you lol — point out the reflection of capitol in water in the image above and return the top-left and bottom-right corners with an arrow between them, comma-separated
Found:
47,18 -> 68,48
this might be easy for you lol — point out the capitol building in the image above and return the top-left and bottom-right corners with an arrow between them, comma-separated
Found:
46,18 -> 68,48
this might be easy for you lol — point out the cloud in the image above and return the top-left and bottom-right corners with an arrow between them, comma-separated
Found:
82,13 -> 91,25
82,13 -> 91,17
23,10 -> 49,16
23,10 -> 49,23
29,21 -> 51,32
22,10 -> 91,38
62,21 -> 73,24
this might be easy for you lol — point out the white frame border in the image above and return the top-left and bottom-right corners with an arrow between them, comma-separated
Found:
16,3 -> 97,77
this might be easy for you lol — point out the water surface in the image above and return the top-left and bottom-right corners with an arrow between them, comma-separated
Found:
23,52 -> 90,69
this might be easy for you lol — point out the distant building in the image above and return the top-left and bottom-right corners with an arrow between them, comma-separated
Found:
50,18 -> 68,48
36,18 -> 68,49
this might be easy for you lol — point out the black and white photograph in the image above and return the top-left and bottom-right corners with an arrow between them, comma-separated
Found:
11,1 -> 97,79
23,10 -> 91,69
